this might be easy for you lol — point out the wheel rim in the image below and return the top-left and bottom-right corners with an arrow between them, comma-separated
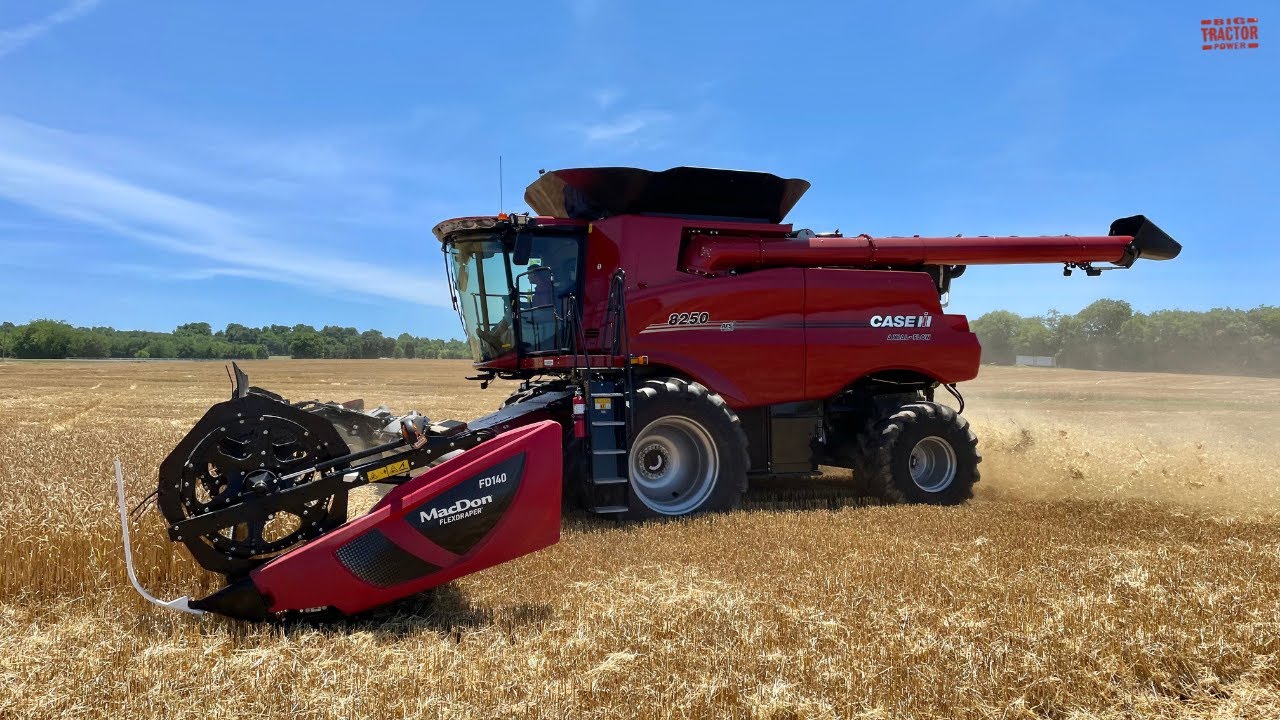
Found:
909,436 -> 957,493
630,416 -> 719,515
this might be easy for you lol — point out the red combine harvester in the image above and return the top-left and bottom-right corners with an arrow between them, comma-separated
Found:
136,167 -> 1180,620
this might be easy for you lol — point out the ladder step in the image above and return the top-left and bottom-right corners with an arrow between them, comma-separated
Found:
592,449 -> 627,455
591,421 -> 626,426
591,476 -> 628,485
591,505 -> 629,514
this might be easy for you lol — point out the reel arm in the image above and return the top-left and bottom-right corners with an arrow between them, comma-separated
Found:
167,421 -> 488,553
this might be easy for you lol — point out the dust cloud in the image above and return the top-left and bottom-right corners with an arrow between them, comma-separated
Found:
961,366 -> 1280,517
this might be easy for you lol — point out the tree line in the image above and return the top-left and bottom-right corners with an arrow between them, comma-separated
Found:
971,300 -> 1279,376
4,302 -> 1277,376
0,320 -> 472,361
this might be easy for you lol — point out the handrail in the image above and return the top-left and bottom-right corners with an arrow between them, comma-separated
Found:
604,269 -> 629,358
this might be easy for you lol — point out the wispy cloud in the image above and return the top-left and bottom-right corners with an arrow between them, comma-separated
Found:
0,115 -> 450,307
102,261 -> 309,284
593,89 -> 622,111
581,110 -> 673,146
0,0 -> 102,59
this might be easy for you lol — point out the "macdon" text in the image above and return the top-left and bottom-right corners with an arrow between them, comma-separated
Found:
870,314 -> 934,328
420,496 -> 492,524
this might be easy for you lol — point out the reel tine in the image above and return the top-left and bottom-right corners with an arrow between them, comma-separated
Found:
129,488 -> 159,519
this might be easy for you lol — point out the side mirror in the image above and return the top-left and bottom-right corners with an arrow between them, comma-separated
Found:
513,232 -> 533,265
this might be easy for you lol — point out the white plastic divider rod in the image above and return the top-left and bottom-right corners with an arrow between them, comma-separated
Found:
114,459 -> 205,616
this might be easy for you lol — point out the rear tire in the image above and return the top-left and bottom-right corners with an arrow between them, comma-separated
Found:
854,402 -> 980,505
626,378 -> 748,519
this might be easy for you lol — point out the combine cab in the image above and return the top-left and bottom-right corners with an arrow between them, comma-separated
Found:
132,166 -> 1180,620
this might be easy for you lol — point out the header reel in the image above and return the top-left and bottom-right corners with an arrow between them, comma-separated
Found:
157,394 -> 352,576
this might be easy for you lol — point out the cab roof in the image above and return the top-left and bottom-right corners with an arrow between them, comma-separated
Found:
431,215 -> 585,241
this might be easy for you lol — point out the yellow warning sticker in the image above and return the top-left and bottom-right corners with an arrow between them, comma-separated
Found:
368,459 -> 410,482
594,398 -> 612,411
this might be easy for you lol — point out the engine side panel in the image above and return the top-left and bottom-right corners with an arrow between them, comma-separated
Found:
803,268 -> 981,396
623,266 -> 979,409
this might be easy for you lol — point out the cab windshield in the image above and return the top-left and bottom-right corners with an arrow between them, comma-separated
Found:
446,231 -> 581,363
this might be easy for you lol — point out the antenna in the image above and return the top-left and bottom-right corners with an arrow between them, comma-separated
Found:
498,155 -> 504,213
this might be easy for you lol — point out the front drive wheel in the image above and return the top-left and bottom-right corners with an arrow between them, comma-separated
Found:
626,378 -> 748,519
855,402 -> 981,505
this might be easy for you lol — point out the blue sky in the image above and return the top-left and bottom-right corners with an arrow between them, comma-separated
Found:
0,1 -> 1275,339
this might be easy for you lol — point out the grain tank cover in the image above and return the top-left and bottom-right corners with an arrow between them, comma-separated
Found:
524,166 -> 810,224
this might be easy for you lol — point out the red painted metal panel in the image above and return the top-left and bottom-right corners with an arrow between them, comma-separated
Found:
250,421 -> 562,616
802,268 -> 981,397
627,269 -> 806,408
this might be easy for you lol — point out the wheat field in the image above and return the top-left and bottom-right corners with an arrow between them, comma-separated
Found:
0,359 -> 1277,719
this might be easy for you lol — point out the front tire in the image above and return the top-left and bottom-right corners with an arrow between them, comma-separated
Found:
855,402 -> 980,505
626,378 -> 748,518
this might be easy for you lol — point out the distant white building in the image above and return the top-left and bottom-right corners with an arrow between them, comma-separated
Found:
1015,355 -> 1056,367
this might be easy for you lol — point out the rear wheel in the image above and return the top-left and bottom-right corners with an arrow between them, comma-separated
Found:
626,378 -> 748,518
854,402 -> 980,505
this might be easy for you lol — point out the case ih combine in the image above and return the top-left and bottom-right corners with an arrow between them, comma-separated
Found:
131,167 -> 1180,620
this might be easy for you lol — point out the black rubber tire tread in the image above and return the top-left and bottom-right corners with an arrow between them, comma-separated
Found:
831,391 -> 925,495
626,377 -> 749,519
854,401 -> 981,505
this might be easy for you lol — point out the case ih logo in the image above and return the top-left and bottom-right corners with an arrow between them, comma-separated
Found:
1201,17 -> 1259,51
870,314 -> 934,329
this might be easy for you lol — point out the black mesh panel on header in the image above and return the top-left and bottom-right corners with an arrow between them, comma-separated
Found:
336,529 -> 441,589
